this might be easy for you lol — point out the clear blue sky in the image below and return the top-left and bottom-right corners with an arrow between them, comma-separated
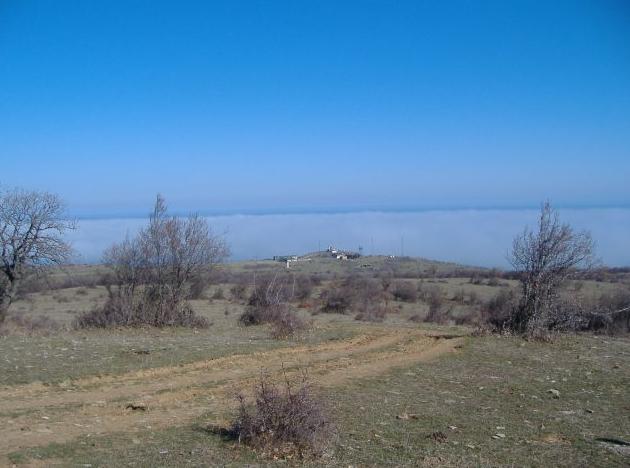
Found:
1,1 -> 629,216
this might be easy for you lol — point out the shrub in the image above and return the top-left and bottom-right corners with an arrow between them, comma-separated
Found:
230,284 -> 247,302
408,314 -> 422,323
0,314 -> 62,336
584,290 -> 630,334
270,308 -> 308,339
320,276 -> 384,314
354,303 -> 388,322
248,276 -> 289,308
75,295 -> 209,329
392,281 -> 417,302
453,309 -> 480,326
53,294 -> 71,304
486,277 -> 501,287
240,275 -> 306,338
320,287 -> 353,314
81,195 -> 228,330
424,303 -> 447,324
230,371 -> 333,457
212,287 -> 225,300
293,276 -> 314,301
467,290 -> 480,305
188,276 -> 208,300
482,289 -> 517,330
452,288 -> 465,304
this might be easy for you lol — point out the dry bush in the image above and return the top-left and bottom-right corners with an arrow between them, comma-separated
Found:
452,309 -> 480,326
354,303 -> 388,322
293,275 -> 314,302
75,296 -> 209,329
230,284 -> 247,302
482,289 -> 517,330
508,201 -> 595,334
53,294 -> 71,304
76,195 -> 226,329
230,370 -> 333,458
486,277 -> 501,287
424,303 -> 447,324
212,287 -> 225,300
418,284 -> 442,303
188,276 -> 208,300
247,276 -> 289,308
420,286 -> 446,323
270,308 -> 308,339
0,314 -> 62,336
240,275 -> 306,338
583,290 -> 630,334
392,281 -> 417,302
75,288 -> 89,296
408,314 -> 422,323
468,290 -> 480,305
452,288 -> 465,304
320,276 -> 384,315
319,286 -> 353,314
469,275 -> 483,285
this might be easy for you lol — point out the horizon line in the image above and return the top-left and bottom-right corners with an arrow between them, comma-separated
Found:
69,202 -> 630,220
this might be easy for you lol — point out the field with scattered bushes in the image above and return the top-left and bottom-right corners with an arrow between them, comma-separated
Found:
1,256 -> 629,466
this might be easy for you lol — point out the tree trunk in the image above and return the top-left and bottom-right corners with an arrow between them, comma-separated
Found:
0,279 -> 19,324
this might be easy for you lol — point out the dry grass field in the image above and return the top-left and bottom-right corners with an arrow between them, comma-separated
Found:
1,257 -> 629,466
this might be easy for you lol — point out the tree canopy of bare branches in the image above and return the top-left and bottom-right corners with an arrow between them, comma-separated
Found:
0,188 -> 75,323
77,195 -> 229,328
508,201 -> 595,333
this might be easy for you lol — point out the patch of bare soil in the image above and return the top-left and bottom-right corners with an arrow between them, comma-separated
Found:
0,327 -> 462,459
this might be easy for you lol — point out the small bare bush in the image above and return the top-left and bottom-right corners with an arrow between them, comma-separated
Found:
424,303 -> 447,324
486,277 -> 501,287
75,296 -> 209,329
270,308 -> 308,339
0,314 -> 62,336
452,288 -> 465,304
392,281 -> 417,302
230,370 -> 333,457
53,294 -> 71,304
240,275 -> 306,338
453,309 -> 480,326
354,303 -> 388,322
212,287 -> 225,300
482,289 -> 517,330
584,290 -> 630,334
408,314 -> 422,323
320,276 -> 384,315
188,276 -> 208,300
320,287 -> 353,314
292,276 -> 314,302
230,283 -> 247,301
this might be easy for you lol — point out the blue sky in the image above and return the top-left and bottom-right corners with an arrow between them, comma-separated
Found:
1,1 -> 629,216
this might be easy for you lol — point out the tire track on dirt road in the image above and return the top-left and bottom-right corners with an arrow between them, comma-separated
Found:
0,327 -> 463,458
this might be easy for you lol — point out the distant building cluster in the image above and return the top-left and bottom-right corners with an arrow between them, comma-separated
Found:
326,245 -> 361,260
272,245 -> 362,268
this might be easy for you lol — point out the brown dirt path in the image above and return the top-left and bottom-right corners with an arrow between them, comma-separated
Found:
0,327 -> 463,460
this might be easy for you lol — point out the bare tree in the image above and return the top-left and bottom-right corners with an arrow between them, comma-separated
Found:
0,188 -> 75,323
136,194 -> 229,324
508,201 -> 595,333
78,194 -> 229,327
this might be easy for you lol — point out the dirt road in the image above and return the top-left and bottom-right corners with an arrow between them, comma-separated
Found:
0,327 -> 463,459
